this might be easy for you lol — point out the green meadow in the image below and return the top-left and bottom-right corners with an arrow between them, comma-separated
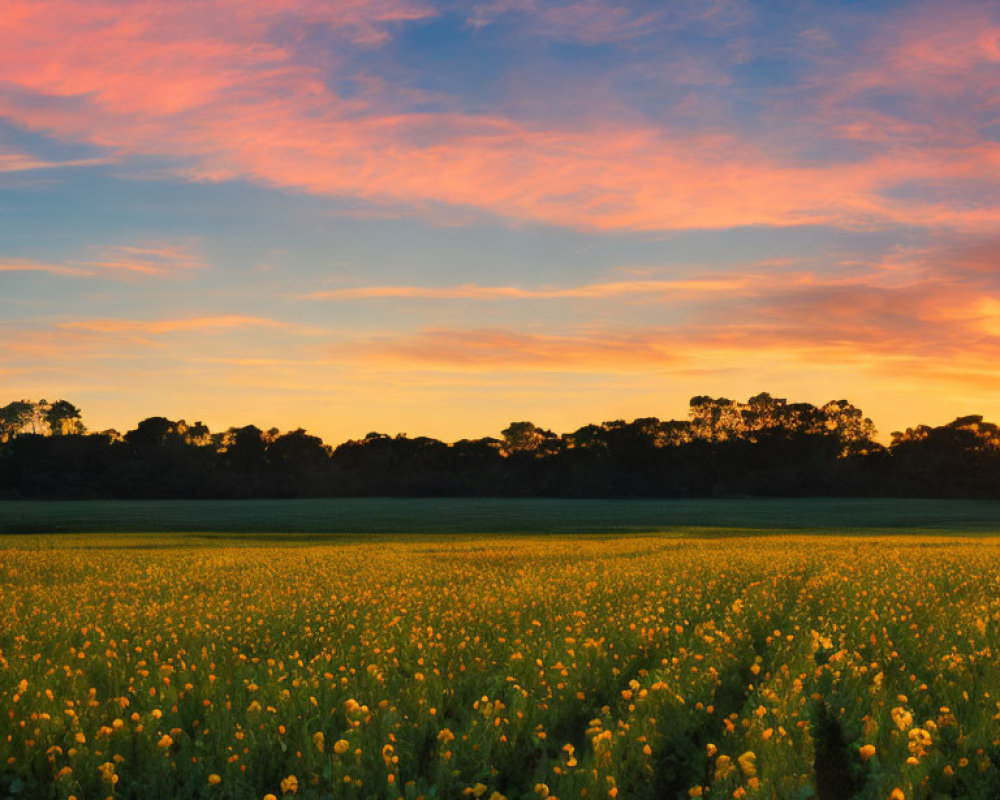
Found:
2,497 -> 1000,536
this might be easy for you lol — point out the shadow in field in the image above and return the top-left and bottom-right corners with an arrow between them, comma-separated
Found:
2,497 -> 1000,537
813,701 -> 863,800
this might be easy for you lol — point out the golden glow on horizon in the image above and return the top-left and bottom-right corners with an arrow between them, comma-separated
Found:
1,0 -> 999,440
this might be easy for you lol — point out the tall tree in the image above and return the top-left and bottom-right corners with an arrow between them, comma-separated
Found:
0,400 -> 44,440
501,421 -> 558,455
45,400 -> 86,436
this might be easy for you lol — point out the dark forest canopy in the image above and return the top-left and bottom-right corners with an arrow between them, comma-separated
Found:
2,393 -> 999,499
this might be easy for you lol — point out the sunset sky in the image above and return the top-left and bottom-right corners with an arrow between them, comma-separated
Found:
3,0 -> 1000,442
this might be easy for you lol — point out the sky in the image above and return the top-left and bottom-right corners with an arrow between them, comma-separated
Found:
2,0 -> 1000,443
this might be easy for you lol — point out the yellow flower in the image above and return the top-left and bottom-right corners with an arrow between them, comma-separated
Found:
891,707 -> 913,731
738,751 -> 757,778
157,734 -> 174,749
859,744 -> 876,761
208,774 -> 221,785
438,728 -> 456,744
280,775 -> 298,794
312,731 -> 324,753
907,728 -> 932,757
334,738 -> 350,755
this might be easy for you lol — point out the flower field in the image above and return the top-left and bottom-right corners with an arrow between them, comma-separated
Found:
2,534 -> 1000,799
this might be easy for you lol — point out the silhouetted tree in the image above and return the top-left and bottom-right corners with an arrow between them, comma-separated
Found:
501,421 -> 558,455
1,400 -> 43,440
44,400 -> 86,436
125,416 -> 177,449
6,392 -> 1000,500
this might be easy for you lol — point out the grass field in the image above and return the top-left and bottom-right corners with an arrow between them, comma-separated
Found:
4,526 -> 1000,800
2,497 -> 1000,535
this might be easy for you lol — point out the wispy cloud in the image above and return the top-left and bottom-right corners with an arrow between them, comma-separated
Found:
464,0 -> 747,43
0,152 -> 108,173
329,239 -> 1000,379
1,0 -> 999,231
83,243 -> 204,276
351,328 -> 686,371
298,277 -> 753,301
60,315 -> 295,335
0,314 -> 320,368
0,242 -> 203,278
0,260 -> 94,276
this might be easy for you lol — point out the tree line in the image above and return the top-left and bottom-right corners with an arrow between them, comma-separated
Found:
2,393 -> 999,499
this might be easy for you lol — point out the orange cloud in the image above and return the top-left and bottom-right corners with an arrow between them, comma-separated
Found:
60,315 -> 293,335
0,260 -> 93,276
83,243 -> 204,276
334,239 -> 1000,377
353,328 -> 686,371
6,240 -> 1000,441
298,277 -> 753,301
341,309 -> 1000,390
0,242 -> 203,278
0,314 -> 319,371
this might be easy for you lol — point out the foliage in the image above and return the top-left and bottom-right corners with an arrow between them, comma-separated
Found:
2,394 -> 1000,498
0,400 -> 84,442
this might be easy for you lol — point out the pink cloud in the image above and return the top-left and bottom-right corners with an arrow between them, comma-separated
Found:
0,152 -> 107,173
0,1 -> 998,231
793,2 -> 1000,156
